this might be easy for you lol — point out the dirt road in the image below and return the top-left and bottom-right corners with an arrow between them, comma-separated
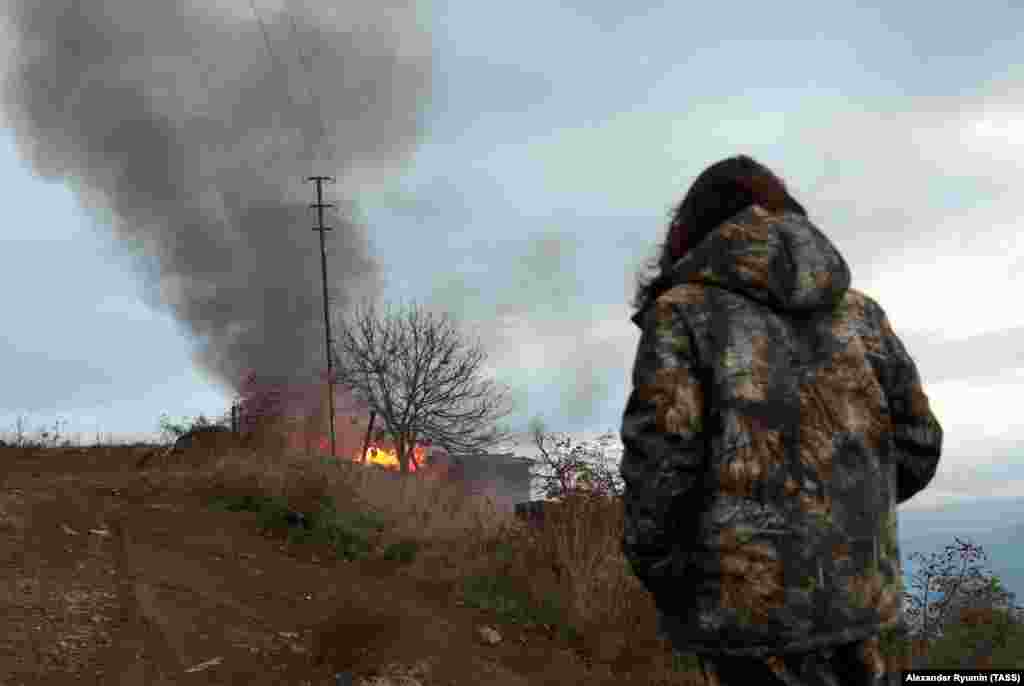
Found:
0,448 -> 615,685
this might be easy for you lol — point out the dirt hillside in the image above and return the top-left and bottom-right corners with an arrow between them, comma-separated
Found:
0,447 -> 636,686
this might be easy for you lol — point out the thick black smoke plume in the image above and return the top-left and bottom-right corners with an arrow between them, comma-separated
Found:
0,0 -> 431,396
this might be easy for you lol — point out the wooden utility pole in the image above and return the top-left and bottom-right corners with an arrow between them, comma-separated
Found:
308,176 -> 337,458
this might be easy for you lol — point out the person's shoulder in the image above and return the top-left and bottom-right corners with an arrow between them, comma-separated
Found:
845,287 -> 880,309
842,288 -> 889,318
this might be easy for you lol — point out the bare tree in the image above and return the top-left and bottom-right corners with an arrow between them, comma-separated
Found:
528,416 -> 624,501
903,537 -> 1022,644
330,298 -> 516,474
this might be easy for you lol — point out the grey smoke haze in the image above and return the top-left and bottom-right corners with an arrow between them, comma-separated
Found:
0,0 -> 431,394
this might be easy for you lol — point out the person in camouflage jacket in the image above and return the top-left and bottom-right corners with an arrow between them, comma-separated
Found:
620,155 -> 942,684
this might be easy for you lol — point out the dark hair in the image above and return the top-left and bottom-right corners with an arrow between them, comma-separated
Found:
631,155 -> 808,311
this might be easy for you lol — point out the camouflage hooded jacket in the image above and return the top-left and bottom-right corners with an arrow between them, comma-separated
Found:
620,205 -> 943,657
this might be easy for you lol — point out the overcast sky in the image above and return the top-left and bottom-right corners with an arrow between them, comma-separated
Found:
1,0 -> 1021,514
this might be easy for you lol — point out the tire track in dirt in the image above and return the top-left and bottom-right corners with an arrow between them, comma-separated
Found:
88,484 -> 563,685
0,471 -> 122,683
106,514 -> 185,686
92,485 -> 334,684
2,451 -> 620,685
87,481 -> 471,683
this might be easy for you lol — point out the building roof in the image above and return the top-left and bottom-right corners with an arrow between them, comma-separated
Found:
448,452 -> 533,465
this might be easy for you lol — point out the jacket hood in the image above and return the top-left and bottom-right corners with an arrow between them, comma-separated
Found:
632,205 -> 851,327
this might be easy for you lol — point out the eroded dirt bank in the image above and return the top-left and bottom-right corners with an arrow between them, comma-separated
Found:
0,448 -> 624,685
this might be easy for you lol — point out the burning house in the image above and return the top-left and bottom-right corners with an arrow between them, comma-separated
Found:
230,376 -> 534,511
425,450 -> 533,513
350,443 -> 533,514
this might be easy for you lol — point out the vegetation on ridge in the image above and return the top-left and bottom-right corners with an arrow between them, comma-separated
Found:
4,412 -> 1023,678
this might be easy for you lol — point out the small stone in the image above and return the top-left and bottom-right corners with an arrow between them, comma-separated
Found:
476,625 -> 501,645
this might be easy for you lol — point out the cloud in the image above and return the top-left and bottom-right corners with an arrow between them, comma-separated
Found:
485,88 -> 1024,500
383,75 -> 1024,451
468,303 -> 636,430
407,216 -> 639,430
926,369 -> 1024,447
786,86 -> 1024,503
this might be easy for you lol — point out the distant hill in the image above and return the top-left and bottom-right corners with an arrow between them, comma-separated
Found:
899,496 -> 1024,534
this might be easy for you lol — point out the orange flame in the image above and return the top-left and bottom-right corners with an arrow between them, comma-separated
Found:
358,443 -> 428,472
280,421 -> 430,473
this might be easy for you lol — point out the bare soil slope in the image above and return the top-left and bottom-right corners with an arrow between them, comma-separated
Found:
0,447 -> 625,685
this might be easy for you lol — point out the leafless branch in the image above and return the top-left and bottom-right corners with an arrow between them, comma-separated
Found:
527,416 -> 623,502
330,298 -> 517,473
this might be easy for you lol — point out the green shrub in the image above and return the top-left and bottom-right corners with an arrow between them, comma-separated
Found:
915,607 -> 1024,668
669,651 -> 702,674
382,539 -> 420,563
459,572 -> 567,632
317,507 -> 387,561
207,493 -> 286,513
879,622 -> 913,666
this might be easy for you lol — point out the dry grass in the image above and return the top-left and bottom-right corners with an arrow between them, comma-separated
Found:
179,443 -> 1024,675
116,440 -> 710,680
6,420 -> 1023,679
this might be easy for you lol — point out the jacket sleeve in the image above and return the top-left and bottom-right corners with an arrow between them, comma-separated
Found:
620,301 -> 707,596
867,301 -> 943,504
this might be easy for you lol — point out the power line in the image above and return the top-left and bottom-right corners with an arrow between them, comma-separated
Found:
248,0 -> 329,160
248,0 -> 290,105
285,4 -> 328,142
283,0 -> 332,164
248,0 -> 277,65
250,2 -> 341,459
